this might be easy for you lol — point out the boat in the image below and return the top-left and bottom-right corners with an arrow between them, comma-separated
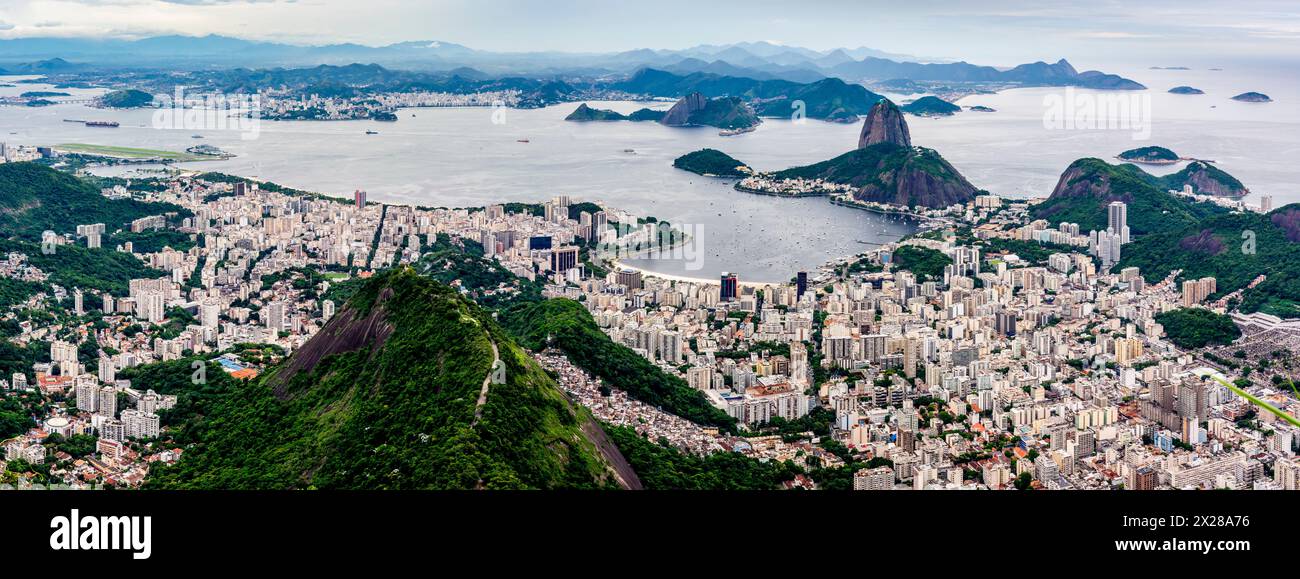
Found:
517,139 -> 530,143
366,130 -> 379,135
191,135 -> 204,139
719,126 -> 757,137
85,121 -> 119,128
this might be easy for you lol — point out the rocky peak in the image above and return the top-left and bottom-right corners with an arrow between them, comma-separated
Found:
857,99 -> 912,149
659,92 -> 709,126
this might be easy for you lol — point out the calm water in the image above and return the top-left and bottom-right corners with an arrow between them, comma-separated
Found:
3,60 -> 1298,281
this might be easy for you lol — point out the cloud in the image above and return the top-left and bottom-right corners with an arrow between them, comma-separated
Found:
0,21 -> 15,31
1073,31 -> 1160,39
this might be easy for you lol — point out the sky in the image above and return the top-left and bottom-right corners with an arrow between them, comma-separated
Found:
0,0 -> 1298,67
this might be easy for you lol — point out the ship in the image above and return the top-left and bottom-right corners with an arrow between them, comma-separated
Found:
719,126 -> 756,137
517,139 -> 530,143
85,121 -> 120,128
366,130 -> 379,135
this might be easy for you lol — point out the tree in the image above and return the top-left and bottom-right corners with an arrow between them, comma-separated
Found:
1015,472 -> 1033,490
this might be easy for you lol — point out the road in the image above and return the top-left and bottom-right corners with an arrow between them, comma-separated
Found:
471,338 -> 500,427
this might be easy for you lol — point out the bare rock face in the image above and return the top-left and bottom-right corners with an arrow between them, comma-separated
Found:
858,99 -> 912,149
659,92 -> 709,126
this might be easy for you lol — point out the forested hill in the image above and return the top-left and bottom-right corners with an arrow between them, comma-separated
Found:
147,267 -> 634,489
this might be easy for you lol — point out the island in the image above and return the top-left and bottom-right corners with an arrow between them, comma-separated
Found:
20,91 -> 71,98
901,96 -> 961,117
658,92 -> 761,131
25,99 -> 56,107
564,103 -> 665,122
967,105 -> 996,112
96,89 -> 156,108
1231,92 -> 1272,102
1168,86 -> 1205,95
736,99 -> 979,208
672,149 -> 751,178
1117,146 -> 1181,165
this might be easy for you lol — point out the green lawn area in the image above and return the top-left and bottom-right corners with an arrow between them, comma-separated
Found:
55,143 -> 206,161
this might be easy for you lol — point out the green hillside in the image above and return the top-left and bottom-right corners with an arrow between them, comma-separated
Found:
1031,158 -> 1226,236
148,268 -> 627,489
0,162 -> 188,241
673,149 -> 750,177
773,142 -> 978,208
1118,204 -> 1300,316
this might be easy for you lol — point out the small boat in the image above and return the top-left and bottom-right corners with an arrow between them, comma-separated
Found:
366,130 -> 379,135
191,135 -> 203,139
517,139 -> 530,143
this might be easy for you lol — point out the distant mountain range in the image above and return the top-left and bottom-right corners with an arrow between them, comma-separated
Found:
0,35 -> 1142,90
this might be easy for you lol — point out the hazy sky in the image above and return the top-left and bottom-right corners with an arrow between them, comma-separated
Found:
1,0 -> 1298,67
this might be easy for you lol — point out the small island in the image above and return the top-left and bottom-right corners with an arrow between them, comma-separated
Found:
20,91 -> 71,98
672,149 -> 752,178
565,103 -> 665,122
1232,92 -> 1272,102
1168,86 -> 1204,95
1117,145 -> 1181,165
96,89 -> 156,108
901,96 -> 960,117
25,99 -> 56,107
967,105 -> 996,112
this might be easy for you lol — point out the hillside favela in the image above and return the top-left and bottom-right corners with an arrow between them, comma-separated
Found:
1,0 -> 1299,509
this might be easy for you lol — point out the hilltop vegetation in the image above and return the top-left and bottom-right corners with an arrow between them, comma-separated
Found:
1118,146 -> 1179,163
1156,308 -> 1241,349
1031,158 -> 1227,236
891,245 -> 952,281
1119,204 -> 1300,317
773,142 -> 978,209
901,96 -> 960,116
149,268 -> 625,489
673,149 -> 750,177
564,103 -> 663,122
97,89 -> 156,108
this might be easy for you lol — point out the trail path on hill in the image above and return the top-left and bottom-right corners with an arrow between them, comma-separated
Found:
471,339 -> 500,427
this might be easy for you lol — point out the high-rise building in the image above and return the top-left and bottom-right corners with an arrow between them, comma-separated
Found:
265,301 -> 287,331
354,189 -> 367,209
550,246 -> 579,273
1107,201 -> 1130,244
615,268 -> 643,290
720,272 -> 739,302
97,386 -> 117,418
1261,195 -> 1274,213
76,379 -> 99,413
98,356 -> 116,384
796,271 -> 808,299
1181,277 -> 1217,307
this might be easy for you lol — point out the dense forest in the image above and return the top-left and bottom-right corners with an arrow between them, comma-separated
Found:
1155,308 -> 1241,349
